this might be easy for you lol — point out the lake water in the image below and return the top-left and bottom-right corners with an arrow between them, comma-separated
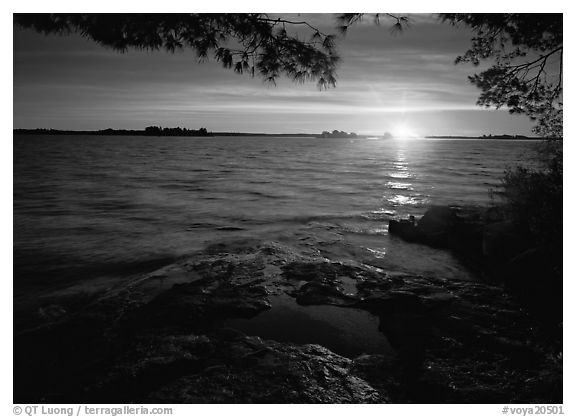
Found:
14,135 -> 539,304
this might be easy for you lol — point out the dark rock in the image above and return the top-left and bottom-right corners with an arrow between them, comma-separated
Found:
132,281 -> 272,331
388,218 -> 419,241
94,333 -> 388,404
504,248 -> 561,292
484,205 -> 507,223
282,261 -> 343,282
388,205 -> 562,330
14,240 -> 562,404
418,206 -> 459,240
482,220 -> 529,261
350,354 -> 404,401
282,260 -> 375,306
146,338 -> 387,403
504,248 -> 563,326
389,206 -> 476,249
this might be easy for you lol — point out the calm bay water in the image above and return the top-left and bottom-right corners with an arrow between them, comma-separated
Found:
14,135 -> 538,299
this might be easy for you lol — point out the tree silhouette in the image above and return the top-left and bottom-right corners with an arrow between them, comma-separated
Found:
14,14 -> 344,88
14,13 -> 407,90
440,13 -> 562,138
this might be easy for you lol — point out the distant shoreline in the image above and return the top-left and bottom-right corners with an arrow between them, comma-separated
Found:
424,135 -> 544,140
13,128 -> 314,138
13,128 -> 546,140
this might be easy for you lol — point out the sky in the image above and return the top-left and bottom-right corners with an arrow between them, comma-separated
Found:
13,13 -> 538,136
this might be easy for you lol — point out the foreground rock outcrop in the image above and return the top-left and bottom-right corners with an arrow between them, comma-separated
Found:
389,205 -> 563,329
14,240 -> 562,403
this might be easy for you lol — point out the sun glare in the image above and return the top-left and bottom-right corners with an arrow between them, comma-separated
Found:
392,123 -> 418,139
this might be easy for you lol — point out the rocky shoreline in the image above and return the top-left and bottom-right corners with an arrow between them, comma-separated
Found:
15,226 -> 562,403
389,205 -> 563,329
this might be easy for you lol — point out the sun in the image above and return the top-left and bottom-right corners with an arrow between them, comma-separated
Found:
392,123 -> 417,139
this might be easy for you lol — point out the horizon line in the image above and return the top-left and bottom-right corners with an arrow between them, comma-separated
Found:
13,127 -> 540,138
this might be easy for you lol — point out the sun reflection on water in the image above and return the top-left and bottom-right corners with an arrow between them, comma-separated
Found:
383,147 -> 425,206
386,181 -> 413,190
387,194 -> 420,205
388,171 -> 412,179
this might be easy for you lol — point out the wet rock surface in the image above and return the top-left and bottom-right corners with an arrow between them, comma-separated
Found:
14,240 -> 562,403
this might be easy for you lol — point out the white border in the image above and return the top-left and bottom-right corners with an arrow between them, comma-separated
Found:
5,2 -> 571,415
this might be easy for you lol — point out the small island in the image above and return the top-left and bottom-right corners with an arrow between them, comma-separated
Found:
318,130 -> 358,138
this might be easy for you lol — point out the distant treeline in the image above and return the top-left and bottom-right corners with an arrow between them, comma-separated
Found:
14,126 -> 212,137
13,128 -> 320,138
425,134 -> 543,140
